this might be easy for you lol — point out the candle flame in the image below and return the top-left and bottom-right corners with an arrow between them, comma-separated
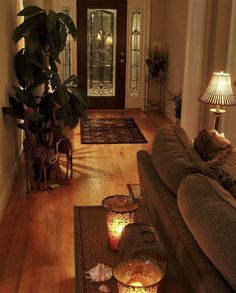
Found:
129,281 -> 143,287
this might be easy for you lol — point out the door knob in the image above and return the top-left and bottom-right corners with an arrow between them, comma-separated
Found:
120,59 -> 125,63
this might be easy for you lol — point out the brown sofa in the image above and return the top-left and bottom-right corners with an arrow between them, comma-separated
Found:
137,124 -> 236,293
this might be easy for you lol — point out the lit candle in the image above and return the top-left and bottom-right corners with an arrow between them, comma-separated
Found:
129,282 -> 143,286
102,195 -> 140,251
113,258 -> 165,293
106,210 -> 134,251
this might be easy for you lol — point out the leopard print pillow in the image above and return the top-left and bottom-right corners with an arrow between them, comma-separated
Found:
201,164 -> 236,199
193,129 -> 233,162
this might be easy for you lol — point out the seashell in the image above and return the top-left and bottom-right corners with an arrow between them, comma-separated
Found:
85,263 -> 113,282
99,284 -> 111,292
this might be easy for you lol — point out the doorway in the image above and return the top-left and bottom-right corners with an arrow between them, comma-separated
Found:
77,0 -> 127,109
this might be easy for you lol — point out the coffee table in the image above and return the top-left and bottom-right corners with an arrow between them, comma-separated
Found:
74,204 -> 179,292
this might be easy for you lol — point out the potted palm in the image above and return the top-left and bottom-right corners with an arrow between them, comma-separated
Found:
3,5 -> 88,144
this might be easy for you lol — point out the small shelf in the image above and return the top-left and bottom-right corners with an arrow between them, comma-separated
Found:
144,74 -> 166,115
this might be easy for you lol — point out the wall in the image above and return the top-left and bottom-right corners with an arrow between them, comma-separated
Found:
0,0 -> 23,218
147,0 -> 188,121
162,0 -> 188,122
178,0 -> 232,138
199,0 -> 232,132
150,0 -> 165,46
224,0 -> 236,143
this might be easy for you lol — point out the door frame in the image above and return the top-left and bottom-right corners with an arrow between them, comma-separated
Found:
53,0 -> 151,110
77,0 -> 127,109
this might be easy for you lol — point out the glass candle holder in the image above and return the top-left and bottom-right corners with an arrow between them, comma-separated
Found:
102,195 -> 140,251
113,257 -> 164,293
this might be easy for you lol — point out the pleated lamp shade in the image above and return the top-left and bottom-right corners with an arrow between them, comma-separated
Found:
199,72 -> 236,106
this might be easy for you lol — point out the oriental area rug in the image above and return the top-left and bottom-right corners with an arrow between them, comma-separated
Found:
74,205 -> 180,293
80,118 -> 148,144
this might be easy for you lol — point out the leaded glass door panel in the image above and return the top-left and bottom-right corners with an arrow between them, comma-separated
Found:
77,0 -> 127,109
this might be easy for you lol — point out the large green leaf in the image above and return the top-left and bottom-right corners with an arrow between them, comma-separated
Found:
2,107 -> 24,119
17,6 -> 43,17
59,25 -> 67,52
26,76 -> 48,93
47,10 -> 58,32
57,12 -> 77,40
57,84 -> 69,106
13,16 -> 35,42
64,75 -> 79,85
28,40 -> 41,54
14,89 -> 37,109
69,87 -> 88,107
49,58 -> 58,74
14,49 -> 27,88
14,48 -> 39,88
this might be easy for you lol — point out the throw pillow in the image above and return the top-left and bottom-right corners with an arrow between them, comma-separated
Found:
193,129 -> 233,163
201,164 -> 236,199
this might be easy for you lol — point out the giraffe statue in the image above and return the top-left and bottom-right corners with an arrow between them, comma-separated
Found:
58,135 -> 73,180
23,105 -> 48,194
51,103 -> 73,180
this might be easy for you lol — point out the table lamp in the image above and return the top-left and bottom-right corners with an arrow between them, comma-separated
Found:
198,71 -> 236,131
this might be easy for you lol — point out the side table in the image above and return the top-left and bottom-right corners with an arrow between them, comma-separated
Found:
144,74 -> 166,115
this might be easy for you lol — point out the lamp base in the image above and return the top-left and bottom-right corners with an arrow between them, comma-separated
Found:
209,108 -> 225,131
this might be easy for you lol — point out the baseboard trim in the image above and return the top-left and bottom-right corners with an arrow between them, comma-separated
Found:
0,147 -> 23,221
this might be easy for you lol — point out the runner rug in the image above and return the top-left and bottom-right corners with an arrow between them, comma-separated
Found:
80,118 -> 148,144
74,205 -> 180,293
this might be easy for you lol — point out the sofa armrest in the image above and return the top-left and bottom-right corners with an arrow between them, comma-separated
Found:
178,174 -> 236,291
137,150 -> 233,293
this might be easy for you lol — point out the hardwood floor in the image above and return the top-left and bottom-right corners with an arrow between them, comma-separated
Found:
0,111 -> 170,293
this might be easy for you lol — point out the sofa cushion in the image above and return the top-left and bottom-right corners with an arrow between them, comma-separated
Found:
193,129 -> 233,161
178,173 -> 236,290
137,150 -> 232,292
151,125 -> 202,194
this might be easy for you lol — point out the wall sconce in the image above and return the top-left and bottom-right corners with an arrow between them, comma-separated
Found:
198,71 -> 236,130
113,257 -> 165,292
102,195 -> 140,251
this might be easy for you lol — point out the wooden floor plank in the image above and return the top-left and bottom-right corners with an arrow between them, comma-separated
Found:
0,111 -> 170,292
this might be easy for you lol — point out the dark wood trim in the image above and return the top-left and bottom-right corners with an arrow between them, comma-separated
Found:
77,0 -> 127,109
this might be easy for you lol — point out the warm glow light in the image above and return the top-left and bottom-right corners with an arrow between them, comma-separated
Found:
198,71 -> 236,106
198,71 -> 236,130
96,32 -> 102,41
113,258 -> 165,293
105,35 -> 113,45
129,282 -> 143,286
106,210 -> 135,251
102,195 -> 140,251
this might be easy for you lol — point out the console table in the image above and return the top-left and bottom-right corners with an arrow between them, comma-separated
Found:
74,203 -> 180,293
144,74 -> 166,115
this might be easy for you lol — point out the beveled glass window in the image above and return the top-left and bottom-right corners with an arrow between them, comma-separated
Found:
87,9 -> 117,96
130,10 -> 141,96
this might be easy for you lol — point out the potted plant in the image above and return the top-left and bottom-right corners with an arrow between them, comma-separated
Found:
168,90 -> 182,124
3,5 -> 88,145
146,47 -> 167,78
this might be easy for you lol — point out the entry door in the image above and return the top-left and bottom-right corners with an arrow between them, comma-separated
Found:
77,0 -> 127,109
